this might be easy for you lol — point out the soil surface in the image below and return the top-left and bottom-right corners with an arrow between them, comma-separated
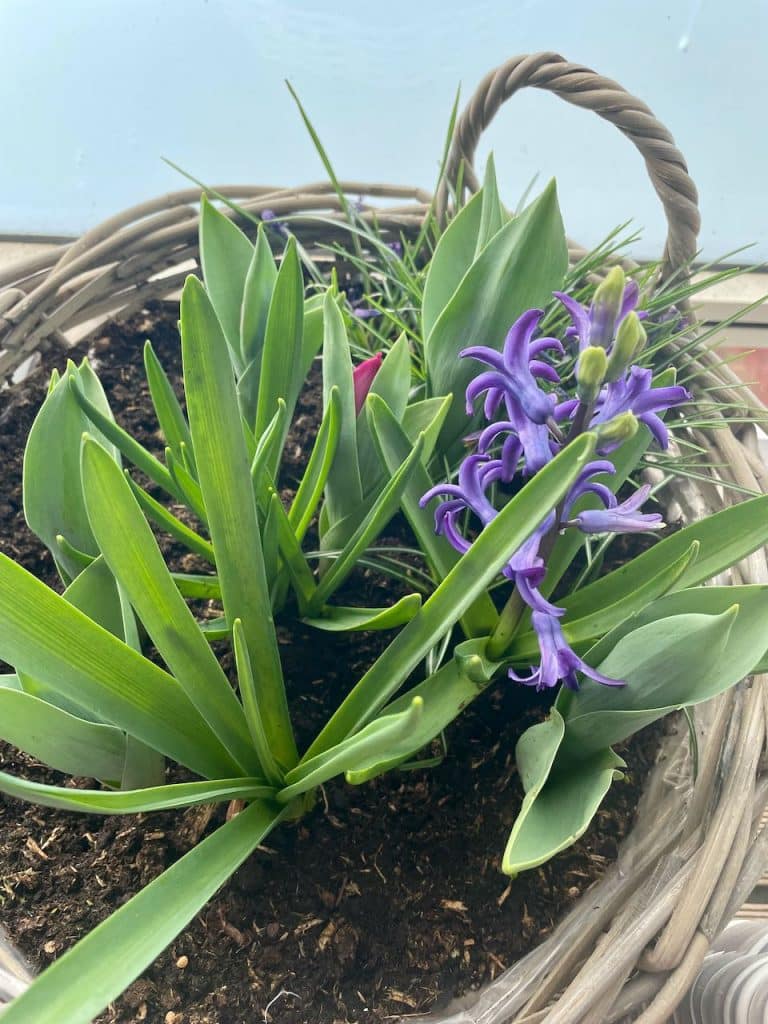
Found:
0,306 -> 661,1023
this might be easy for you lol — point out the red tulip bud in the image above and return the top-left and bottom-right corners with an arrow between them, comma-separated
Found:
353,352 -> 382,415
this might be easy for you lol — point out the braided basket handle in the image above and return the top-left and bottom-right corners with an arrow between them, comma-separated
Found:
437,52 -> 701,284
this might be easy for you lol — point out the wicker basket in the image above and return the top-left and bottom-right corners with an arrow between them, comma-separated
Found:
1,53 -> 767,1024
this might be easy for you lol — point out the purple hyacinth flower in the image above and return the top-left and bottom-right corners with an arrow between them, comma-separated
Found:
569,484 -> 664,535
509,612 -> 625,691
419,454 -> 504,554
462,309 -> 557,425
554,280 -> 643,353
592,366 -> 690,449
561,460 -> 618,520
475,388 -> 556,476
477,421 -> 523,481
352,307 -> 381,320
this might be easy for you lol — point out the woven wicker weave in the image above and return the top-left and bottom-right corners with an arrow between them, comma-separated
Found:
1,53 -> 767,1024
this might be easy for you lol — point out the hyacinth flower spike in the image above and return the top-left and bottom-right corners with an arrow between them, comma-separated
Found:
509,612 -> 625,691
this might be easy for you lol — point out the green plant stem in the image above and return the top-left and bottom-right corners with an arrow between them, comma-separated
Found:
485,588 -> 527,660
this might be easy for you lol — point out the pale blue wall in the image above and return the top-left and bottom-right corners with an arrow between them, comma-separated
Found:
1,0 -> 766,261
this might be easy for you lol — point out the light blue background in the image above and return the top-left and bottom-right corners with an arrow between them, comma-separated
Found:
1,0 -> 766,261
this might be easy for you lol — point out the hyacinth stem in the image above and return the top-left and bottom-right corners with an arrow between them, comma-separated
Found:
485,588 -> 527,660
565,397 -> 595,445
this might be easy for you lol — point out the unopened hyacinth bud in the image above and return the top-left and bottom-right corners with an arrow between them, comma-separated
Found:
576,346 -> 608,404
590,266 -> 626,349
596,410 -> 639,447
606,312 -> 647,382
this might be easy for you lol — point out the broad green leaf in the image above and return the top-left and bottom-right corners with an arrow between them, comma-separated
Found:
23,360 -> 118,580
232,619 -> 284,787
367,394 -> 497,637
126,475 -> 215,563
305,432 -> 597,758
288,386 -> 341,543
0,772 -> 273,814
402,395 -> 453,464
70,379 -> 181,501
0,690 -> 126,782
240,223 -> 277,369
322,290 -> 362,528
506,542 -> 699,662
81,438 -> 258,775
356,334 -> 411,496
425,181 -> 568,450
199,193 -> 254,365
278,696 -> 425,803
143,340 -> 194,461
559,494 -> 768,622
254,236 -> 304,446
19,556 -> 127,721
1,800 -> 288,1024
308,434 -> 425,612
181,276 -> 298,769
0,553 -> 235,779
421,190 -> 484,339
0,673 -> 21,690
561,606 -> 744,758
302,593 -> 422,632
503,732 -> 623,876
583,585 -> 768,688
475,154 -> 509,255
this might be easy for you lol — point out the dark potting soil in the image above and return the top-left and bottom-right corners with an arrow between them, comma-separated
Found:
0,306 -> 662,1024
